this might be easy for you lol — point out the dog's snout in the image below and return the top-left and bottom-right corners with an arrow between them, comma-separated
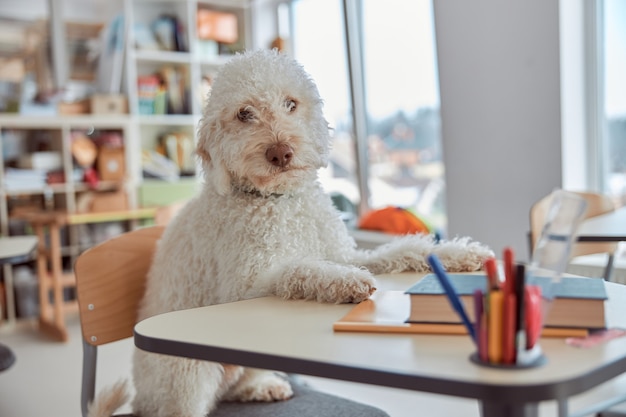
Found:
266,143 -> 294,168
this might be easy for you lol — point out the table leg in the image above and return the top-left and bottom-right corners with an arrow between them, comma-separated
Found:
35,221 -> 68,342
2,264 -> 16,325
481,401 -> 539,417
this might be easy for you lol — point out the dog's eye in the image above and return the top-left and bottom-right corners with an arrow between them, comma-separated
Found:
237,108 -> 254,122
285,99 -> 297,113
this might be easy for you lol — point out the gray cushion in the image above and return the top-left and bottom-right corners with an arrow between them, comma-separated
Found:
113,376 -> 389,417
211,376 -> 389,417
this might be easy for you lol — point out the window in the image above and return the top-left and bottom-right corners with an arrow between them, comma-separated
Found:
601,0 -> 626,203
290,0 -> 445,232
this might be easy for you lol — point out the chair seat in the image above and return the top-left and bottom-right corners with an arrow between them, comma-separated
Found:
112,376 -> 389,417
212,377 -> 389,417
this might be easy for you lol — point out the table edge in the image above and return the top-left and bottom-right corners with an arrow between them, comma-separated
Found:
133,326 -> 626,404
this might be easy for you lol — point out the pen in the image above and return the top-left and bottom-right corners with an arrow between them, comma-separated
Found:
502,292 -> 517,364
525,285 -> 542,349
427,254 -> 477,343
484,257 -> 500,290
502,248 -> 517,364
488,289 -> 504,364
473,289 -> 487,361
503,247 -> 515,296
515,263 -> 527,362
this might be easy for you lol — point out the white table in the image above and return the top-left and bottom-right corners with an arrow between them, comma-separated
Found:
134,272 -> 626,417
0,235 -> 38,324
575,206 -> 626,281
577,206 -> 626,243
0,235 -> 38,371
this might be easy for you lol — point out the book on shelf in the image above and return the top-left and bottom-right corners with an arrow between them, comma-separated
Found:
405,273 -> 607,330
333,291 -> 590,338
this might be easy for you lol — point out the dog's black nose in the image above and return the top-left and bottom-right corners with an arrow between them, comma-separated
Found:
266,143 -> 293,167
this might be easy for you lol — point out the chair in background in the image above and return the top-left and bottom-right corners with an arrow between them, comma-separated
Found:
74,226 -> 389,417
529,190 -> 618,281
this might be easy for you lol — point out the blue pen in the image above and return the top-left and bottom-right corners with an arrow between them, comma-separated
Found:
427,254 -> 477,343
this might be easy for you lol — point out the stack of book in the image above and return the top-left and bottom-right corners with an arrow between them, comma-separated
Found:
334,273 -> 607,338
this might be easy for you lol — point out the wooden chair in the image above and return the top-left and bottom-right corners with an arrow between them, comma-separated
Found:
529,190 -> 618,280
75,226 -> 389,417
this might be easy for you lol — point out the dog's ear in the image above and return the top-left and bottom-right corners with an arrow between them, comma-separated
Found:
197,118 -> 233,195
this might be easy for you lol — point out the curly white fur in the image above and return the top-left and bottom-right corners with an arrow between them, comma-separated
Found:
88,49 -> 493,417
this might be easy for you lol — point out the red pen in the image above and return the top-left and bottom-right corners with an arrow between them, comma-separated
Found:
525,285 -> 543,349
503,247 -> 515,296
484,257 -> 500,290
502,292 -> 517,364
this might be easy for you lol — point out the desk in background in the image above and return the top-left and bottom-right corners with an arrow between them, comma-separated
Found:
16,208 -> 156,341
135,272 -> 626,417
0,235 -> 38,325
577,206 -> 626,243
575,206 -> 626,281
0,235 -> 38,371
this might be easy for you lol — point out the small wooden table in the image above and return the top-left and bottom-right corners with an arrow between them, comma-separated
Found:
17,208 -> 157,341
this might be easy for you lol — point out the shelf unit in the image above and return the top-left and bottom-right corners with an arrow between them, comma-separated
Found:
0,114 -> 140,327
0,114 -> 139,229
124,0 -> 252,197
0,0 -> 257,331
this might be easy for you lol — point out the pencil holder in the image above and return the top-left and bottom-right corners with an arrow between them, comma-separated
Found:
469,346 -> 547,369
467,249 -> 555,370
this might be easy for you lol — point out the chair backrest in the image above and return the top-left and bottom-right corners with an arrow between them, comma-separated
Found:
75,225 -> 164,417
529,191 -> 617,259
75,225 -> 165,346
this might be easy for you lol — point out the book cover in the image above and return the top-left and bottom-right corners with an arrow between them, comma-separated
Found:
333,291 -> 589,338
405,274 -> 607,329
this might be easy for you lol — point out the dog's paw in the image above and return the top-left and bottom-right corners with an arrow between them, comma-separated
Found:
223,371 -> 293,403
323,271 -> 377,304
432,237 -> 494,272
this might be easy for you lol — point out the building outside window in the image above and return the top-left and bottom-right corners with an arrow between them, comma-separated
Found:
290,0 -> 446,233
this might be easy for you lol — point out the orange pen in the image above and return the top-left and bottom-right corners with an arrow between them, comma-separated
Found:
488,289 -> 504,364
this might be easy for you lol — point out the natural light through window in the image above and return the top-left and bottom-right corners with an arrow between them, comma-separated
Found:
291,0 -> 446,232
603,0 -> 626,201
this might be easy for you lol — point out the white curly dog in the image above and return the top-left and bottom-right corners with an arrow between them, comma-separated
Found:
88,49 -> 493,417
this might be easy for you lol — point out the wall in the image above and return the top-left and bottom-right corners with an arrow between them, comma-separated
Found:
433,0 -> 563,261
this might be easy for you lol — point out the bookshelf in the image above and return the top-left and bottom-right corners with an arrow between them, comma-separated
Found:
0,0 -> 257,328
124,0 -> 252,195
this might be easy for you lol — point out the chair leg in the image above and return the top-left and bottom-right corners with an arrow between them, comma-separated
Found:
82,340 -> 98,417
603,254 -> 615,282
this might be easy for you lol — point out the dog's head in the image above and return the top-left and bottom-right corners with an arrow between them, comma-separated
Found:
197,49 -> 331,196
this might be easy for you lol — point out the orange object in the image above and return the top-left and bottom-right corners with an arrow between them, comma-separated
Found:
358,206 -> 430,235
488,290 -> 504,364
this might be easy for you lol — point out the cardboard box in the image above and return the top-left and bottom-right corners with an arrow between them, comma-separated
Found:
89,190 -> 129,212
58,99 -> 90,115
97,147 -> 126,181
90,94 -> 128,114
